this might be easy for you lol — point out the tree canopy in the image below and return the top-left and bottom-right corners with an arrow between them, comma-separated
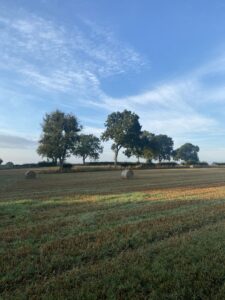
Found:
124,130 -> 156,162
35,109 -> 200,166
5,162 -> 14,168
153,134 -> 174,162
101,110 -> 142,165
0,158 -> 3,165
37,110 -> 81,168
173,143 -> 200,163
73,134 -> 103,164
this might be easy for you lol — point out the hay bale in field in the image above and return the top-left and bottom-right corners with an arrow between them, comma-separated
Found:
25,170 -> 36,179
121,169 -> 134,179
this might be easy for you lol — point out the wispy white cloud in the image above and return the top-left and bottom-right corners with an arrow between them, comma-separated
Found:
0,134 -> 37,149
0,11 -> 146,96
82,126 -> 104,137
89,51 -> 225,141
89,80 -> 218,138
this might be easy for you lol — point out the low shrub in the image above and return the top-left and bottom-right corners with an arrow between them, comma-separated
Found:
62,163 -> 73,171
155,162 -> 178,168
38,161 -> 56,167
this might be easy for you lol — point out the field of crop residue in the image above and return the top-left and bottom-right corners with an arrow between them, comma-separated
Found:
2,168 -> 225,298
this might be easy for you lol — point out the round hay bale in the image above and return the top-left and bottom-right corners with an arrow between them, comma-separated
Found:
25,170 -> 36,179
121,169 -> 134,179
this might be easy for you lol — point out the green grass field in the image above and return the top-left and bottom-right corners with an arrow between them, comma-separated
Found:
2,168 -> 225,299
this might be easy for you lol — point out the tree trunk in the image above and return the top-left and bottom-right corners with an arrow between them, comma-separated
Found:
52,158 -> 57,166
114,149 -> 119,167
83,157 -> 86,165
59,158 -> 64,172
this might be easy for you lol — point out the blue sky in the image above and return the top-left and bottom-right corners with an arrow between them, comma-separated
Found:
1,0 -> 225,163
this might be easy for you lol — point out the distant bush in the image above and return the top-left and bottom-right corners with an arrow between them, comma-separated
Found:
186,160 -> 199,165
38,161 -> 56,167
156,162 -> 178,168
12,162 -> 56,169
134,163 -> 155,169
197,162 -> 209,166
212,162 -> 225,166
74,166 -> 116,172
13,163 -> 38,169
120,162 -> 140,167
5,162 -> 14,169
86,161 -> 140,166
62,163 -> 73,170
14,163 -> 37,168
182,161 -> 209,168
180,160 -> 200,166
84,161 -> 157,168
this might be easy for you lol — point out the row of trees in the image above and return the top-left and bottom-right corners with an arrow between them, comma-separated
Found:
101,110 -> 199,165
37,110 -> 200,167
37,110 -> 103,168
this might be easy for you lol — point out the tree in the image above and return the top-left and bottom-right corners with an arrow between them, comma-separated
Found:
141,131 -> 158,163
37,110 -> 81,169
123,132 -> 144,162
101,110 -> 142,166
153,134 -> 174,162
124,130 -> 156,163
73,134 -> 103,164
0,158 -> 3,165
5,162 -> 14,169
173,143 -> 200,163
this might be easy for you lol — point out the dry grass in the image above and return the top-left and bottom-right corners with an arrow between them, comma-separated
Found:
2,168 -> 225,298
1,167 -> 225,201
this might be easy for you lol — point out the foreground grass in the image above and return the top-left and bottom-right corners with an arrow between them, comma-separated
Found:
2,184 -> 225,299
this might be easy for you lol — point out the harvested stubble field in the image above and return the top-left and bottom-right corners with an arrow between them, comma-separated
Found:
2,168 -> 225,299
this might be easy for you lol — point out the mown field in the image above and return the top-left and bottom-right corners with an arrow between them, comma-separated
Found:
2,168 -> 225,299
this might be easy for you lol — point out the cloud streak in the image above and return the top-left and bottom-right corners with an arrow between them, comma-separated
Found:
89,52 -> 225,140
0,134 -> 37,149
0,12 -> 145,96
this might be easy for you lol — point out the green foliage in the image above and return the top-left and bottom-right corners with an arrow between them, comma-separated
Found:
174,143 -> 200,163
37,161 -> 56,167
125,132 -> 174,163
0,158 -> 3,165
124,130 -> 157,162
212,162 -> 225,166
5,161 -> 14,168
35,109 -> 200,166
102,110 -> 142,165
37,110 -> 81,168
155,162 -> 178,168
74,134 -> 103,164
62,163 -> 73,170
153,134 -> 174,162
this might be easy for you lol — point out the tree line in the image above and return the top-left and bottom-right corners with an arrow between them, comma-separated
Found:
36,109 -> 200,168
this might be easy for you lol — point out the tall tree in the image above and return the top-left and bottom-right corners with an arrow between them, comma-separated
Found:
37,110 -> 81,169
173,143 -> 200,163
153,134 -> 174,162
73,134 -> 103,164
141,131 -> 158,163
124,130 -> 156,163
0,158 -> 3,165
101,110 -> 142,166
